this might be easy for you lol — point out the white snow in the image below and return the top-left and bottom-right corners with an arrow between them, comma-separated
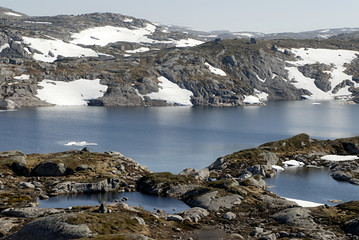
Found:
174,38 -> 204,48
14,74 -> 30,80
5,12 -> 22,17
254,72 -> 266,82
70,24 -> 157,47
320,30 -> 330,33
254,89 -> 269,101
140,76 -> 193,106
205,63 -> 227,76
0,43 -> 10,53
243,95 -> 262,105
285,197 -> 323,207
64,141 -> 98,146
236,33 -> 254,38
320,155 -> 359,161
24,21 -> 52,25
272,165 -> 285,171
125,47 -> 150,53
283,160 -> 305,167
123,18 -> 133,23
36,79 -> 107,106
23,36 -> 99,62
285,48 -> 359,100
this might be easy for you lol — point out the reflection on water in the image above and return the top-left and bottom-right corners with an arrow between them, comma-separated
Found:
266,167 -> 359,205
37,192 -> 189,213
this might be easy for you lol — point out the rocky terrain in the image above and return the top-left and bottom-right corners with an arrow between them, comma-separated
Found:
0,6 -> 359,109
0,134 -> 358,239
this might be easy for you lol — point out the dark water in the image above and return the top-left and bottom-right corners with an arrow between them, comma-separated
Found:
266,167 -> 359,205
0,100 -> 359,173
37,192 -> 189,213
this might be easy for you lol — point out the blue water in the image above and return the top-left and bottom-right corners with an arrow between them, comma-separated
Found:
0,100 -> 359,173
37,191 -> 189,213
266,167 -> 359,205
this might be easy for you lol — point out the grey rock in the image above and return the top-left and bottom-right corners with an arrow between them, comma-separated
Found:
20,182 -> 35,189
131,217 -> 146,225
3,213 -> 92,240
181,207 -> 209,223
1,207 -> 61,218
0,99 -> 17,110
261,195 -> 298,208
98,202 -> 108,213
179,168 -> 198,176
187,191 -> 242,211
240,175 -> 266,188
196,167 -> 209,180
260,152 -> 279,166
344,218 -> 359,236
272,207 -> 316,228
0,218 -> 18,236
331,170 -> 353,181
38,194 -> 49,200
208,157 -> 227,170
166,214 -> 183,222
222,212 -> 236,220
75,164 -> 93,171
52,178 -> 121,195
32,161 -> 67,176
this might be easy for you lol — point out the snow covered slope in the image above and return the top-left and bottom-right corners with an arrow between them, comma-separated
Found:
285,48 -> 359,100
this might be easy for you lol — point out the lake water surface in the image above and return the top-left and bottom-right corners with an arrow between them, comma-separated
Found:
1,100 -> 359,173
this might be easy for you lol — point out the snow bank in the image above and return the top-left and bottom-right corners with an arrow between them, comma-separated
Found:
283,160 -> 305,167
36,79 -> 107,106
70,24 -> 157,46
272,165 -> 284,171
174,38 -> 204,47
285,197 -> 323,207
64,141 -> 98,146
243,95 -> 262,105
254,89 -> 269,101
285,48 -> 359,100
205,63 -> 226,76
14,74 -> 30,80
123,18 -> 133,23
23,36 -> 99,62
320,155 -> 359,161
141,76 -> 193,106
0,43 -> 10,53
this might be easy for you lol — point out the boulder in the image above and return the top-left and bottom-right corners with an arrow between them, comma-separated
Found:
223,212 -> 236,220
3,213 -> 92,240
1,207 -> 61,218
31,161 -> 67,176
344,218 -> 359,236
187,191 -> 242,211
271,207 -> 315,228
52,178 -> 121,195
181,207 -> 209,223
166,215 -> 183,222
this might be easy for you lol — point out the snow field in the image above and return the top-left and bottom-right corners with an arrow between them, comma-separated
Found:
65,141 -> 98,146
205,63 -> 226,76
283,160 -> 305,167
285,48 -> 359,99
36,79 -> 107,106
285,197 -> 323,207
139,76 -> 193,106
23,36 -> 99,62
320,155 -> 359,161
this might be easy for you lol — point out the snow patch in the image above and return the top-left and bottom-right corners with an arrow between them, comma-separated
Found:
285,197 -> 323,207
140,76 -> 193,106
14,74 -> 30,80
0,43 -> 10,53
125,47 -> 150,53
254,89 -> 269,101
123,18 -> 133,23
24,21 -> 52,25
174,38 -> 204,48
205,63 -> 226,76
320,155 -> 359,161
23,36 -> 99,62
285,48 -> 359,100
283,160 -> 305,167
243,95 -> 262,105
36,79 -> 107,106
70,24 -> 157,47
64,141 -> 98,146
272,165 -> 284,171
5,12 -> 22,17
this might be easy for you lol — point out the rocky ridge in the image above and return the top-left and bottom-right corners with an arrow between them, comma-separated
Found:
0,6 -> 359,109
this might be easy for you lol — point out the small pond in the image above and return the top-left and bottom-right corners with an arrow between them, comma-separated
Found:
266,166 -> 359,205
37,191 -> 189,213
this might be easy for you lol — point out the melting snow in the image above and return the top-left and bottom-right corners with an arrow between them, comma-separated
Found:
283,160 -> 305,167
254,89 -> 269,101
23,36 -> 99,62
320,155 -> 359,161
24,21 -> 52,25
70,24 -> 157,47
64,141 -> 98,146
123,18 -> 133,23
205,63 -> 226,76
140,76 -> 193,106
285,48 -> 359,100
36,79 -> 107,106
0,43 -> 10,53
272,165 -> 284,171
285,197 -> 323,207
243,95 -> 262,105
14,74 -> 30,80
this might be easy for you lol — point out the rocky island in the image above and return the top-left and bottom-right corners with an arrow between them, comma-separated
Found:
0,134 -> 359,239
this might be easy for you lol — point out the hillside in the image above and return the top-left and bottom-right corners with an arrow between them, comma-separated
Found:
0,6 -> 359,109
